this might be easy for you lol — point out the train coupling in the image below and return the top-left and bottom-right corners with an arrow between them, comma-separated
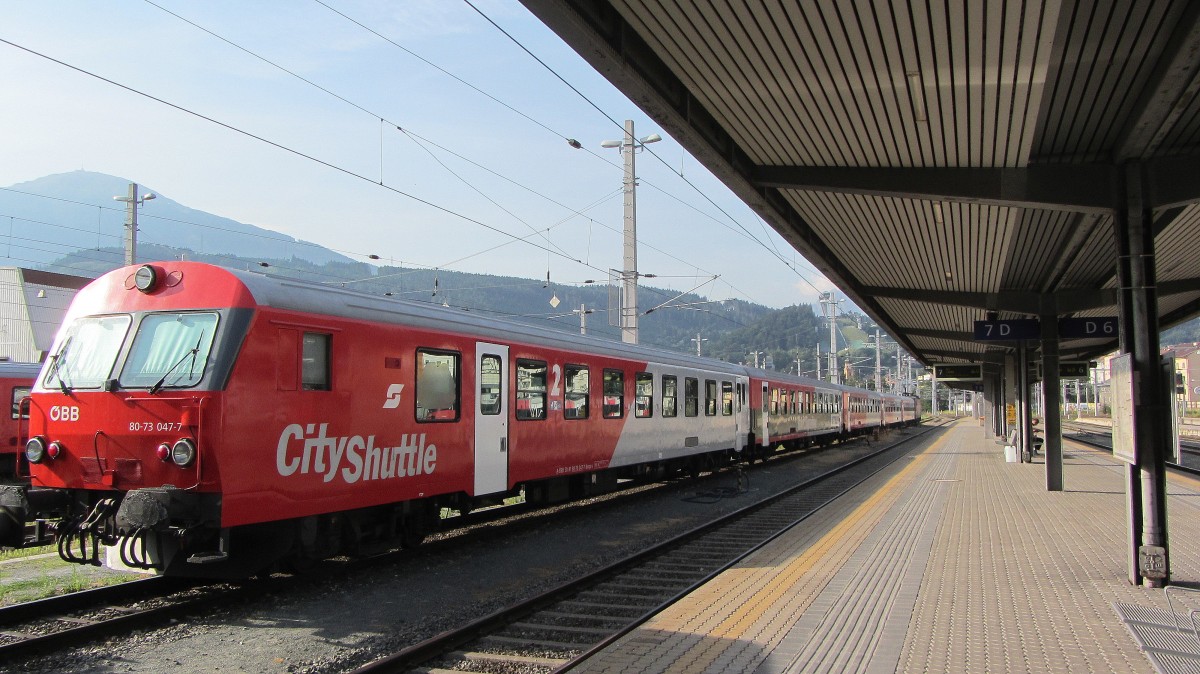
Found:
115,486 -> 206,530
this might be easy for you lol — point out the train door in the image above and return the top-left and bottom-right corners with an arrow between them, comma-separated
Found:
474,343 -> 508,495
735,376 -> 749,452
760,381 -> 770,447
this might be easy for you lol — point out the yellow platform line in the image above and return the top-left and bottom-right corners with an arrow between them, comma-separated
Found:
659,428 -> 956,674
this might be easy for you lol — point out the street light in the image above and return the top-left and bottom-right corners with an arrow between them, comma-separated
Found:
113,183 -> 155,265
601,120 -> 661,344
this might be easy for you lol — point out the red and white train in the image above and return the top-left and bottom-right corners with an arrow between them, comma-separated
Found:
0,262 -> 919,576
0,361 -> 38,480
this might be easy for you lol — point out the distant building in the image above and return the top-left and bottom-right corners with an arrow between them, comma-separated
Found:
1164,343 -> 1200,412
0,267 -> 91,363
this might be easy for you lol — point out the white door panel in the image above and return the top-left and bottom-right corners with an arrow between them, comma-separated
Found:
474,343 -> 508,495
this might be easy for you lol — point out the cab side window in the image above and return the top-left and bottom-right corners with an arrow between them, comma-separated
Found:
302,333 -> 331,391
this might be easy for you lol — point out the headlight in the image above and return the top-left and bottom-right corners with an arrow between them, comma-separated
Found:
25,437 -> 46,463
171,438 -> 196,467
134,264 -> 159,293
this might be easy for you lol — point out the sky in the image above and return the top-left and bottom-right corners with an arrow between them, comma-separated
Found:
0,0 -> 839,309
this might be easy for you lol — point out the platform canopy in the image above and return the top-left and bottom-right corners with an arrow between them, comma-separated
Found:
520,0 -> 1200,367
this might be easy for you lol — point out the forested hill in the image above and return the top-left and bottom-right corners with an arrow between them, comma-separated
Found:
51,243 -> 830,362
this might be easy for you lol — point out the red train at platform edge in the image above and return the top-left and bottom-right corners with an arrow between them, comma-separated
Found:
0,361 -> 38,481
0,262 -> 920,577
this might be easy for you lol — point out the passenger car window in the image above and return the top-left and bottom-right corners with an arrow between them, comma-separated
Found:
684,377 -> 698,417
603,369 -> 624,418
662,375 -> 678,418
416,349 -> 460,422
564,365 -> 589,419
705,380 -> 717,416
722,381 -> 733,415
10,386 -> 30,420
635,372 -> 653,418
516,360 -> 547,420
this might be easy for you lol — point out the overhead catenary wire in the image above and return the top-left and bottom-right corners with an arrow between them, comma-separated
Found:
460,0 -> 831,297
0,37 -> 618,281
158,0 -> 760,306
312,0 -> 772,306
23,5 -> 725,305
2,8 -> 797,318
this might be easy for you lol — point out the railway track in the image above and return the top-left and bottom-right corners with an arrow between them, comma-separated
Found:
1061,421 -> 1200,476
0,426 -> 923,668
0,577 -> 226,661
350,422 -> 943,673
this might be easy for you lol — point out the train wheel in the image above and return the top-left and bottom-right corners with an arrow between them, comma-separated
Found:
400,502 -> 432,549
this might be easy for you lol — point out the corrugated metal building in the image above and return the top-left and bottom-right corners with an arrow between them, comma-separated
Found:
0,268 -> 90,363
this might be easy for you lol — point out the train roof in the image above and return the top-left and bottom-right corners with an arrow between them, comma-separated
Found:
221,264 -> 750,376
85,263 -> 904,398
0,361 -> 43,378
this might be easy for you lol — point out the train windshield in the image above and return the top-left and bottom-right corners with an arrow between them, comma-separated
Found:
119,312 -> 220,390
43,315 -> 132,390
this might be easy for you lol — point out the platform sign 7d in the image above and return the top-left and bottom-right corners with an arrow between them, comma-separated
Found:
973,319 -> 1040,340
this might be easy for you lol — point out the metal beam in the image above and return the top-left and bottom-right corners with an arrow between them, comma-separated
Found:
1159,277 -> 1200,297
1114,1 -> 1200,159
750,165 -> 1115,214
518,0 -> 925,363
1148,156 -> 1200,209
751,159 -> 1200,214
866,286 -> 1119,314
900,327 -> 977,342
920,347 -> 991,362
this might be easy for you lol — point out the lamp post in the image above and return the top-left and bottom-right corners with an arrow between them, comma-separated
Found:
113,183 -> 155,265
601,120 -> 661,344
819,292 -> 841,384
572,304 -> 593,335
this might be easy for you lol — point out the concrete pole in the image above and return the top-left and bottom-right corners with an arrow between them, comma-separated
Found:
620,120 -> 638,345
124,182 -> 137,265
829,297 -> 839,384
932,369 -> 938,416
874,329 -> 882,392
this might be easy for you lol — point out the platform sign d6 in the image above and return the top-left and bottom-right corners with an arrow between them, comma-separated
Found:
1059,317 -> 1118,339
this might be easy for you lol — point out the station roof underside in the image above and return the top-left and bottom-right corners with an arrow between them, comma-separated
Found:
520,0 -> 1200,369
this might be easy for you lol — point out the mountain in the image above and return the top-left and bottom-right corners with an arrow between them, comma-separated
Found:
0,171 -> 354,269
6,171 -> 880,371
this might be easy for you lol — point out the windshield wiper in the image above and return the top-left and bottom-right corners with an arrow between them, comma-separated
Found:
47,336 -> 73,394
148,333 -> 205,395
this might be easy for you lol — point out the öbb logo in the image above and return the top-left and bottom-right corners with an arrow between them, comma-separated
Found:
50,405 -> 80,422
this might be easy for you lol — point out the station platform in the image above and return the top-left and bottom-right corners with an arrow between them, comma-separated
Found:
572,419 -> 1200,674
